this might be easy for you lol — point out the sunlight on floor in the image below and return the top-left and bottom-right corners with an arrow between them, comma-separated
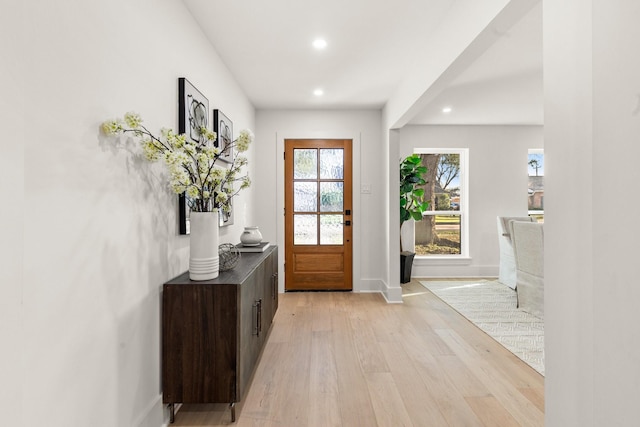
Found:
436,282 -> 486,291
402,290 -> 431,297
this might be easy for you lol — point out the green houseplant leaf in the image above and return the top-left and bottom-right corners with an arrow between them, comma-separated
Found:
400,154 -> 429,250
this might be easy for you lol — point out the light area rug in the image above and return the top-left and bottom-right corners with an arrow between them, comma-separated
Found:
420,279 -> 545,376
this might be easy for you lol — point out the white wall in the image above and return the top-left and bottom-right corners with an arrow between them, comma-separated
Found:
399,125 -> 543,278
592,2 -> 640,423
384,0 -> 514,128
0,3 -> 26,425
5,0 -> 254,425
545,1 -> 640,425
544,2 -> 594,424
254,110 -> 386,293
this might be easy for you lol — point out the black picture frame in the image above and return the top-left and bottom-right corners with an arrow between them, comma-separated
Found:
179,193 -> 233,233
178,78 -> 209,144
213,109 -> 233,163
178,193 -> 190,235
178,78 -> 209,235
219,195 -> 234,227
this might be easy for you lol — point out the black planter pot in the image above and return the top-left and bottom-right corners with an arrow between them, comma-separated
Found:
400,251 -> 416,284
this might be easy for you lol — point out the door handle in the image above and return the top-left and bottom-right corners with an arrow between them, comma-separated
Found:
344,220 -> 351,226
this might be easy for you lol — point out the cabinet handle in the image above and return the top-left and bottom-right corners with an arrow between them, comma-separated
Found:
252,299 -> 261,336
272,273 -> 277,299
257,299 -> 262,336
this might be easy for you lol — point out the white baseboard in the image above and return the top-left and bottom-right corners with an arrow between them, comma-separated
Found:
412,264 -> 498,278
357,278 -> 385,293
134,394 -> 166,427
378,280 -> 403,303
354,279 -> 403,303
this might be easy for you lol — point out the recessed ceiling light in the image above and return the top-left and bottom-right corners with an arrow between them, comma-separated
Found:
313,88 -> 324,96
442,106 -> 453,114
312,38 -> 327,50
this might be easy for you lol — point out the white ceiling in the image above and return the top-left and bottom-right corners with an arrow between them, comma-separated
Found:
182,0 -> 542,125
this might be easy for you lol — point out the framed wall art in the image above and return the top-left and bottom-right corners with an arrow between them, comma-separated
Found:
178,78 -> 209,145
178,77 -> 210,235
178,193 -> 191,235
219,199 -> 234,227
213,109 -> 233,163
180,192 -> 234,233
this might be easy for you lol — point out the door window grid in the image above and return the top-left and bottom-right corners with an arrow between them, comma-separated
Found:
293,148 -> 345,245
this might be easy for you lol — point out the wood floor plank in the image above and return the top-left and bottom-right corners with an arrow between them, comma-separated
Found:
379,340 -> 450,426
331,311 -> 379,426
388,313 -> 484,426
407,349 -> 486,427
365,372 -> 413,427
518,386 -> 545,413
273,298 -> 313,426
308,331 -> 341,427
311,292 -> 335,332
350,316 -> 390,374
435,328 -> 544,426
465,395 -> 521,427
437,354 -> 492,398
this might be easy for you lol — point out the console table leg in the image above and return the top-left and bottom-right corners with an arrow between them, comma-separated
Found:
230,402 -> 236,422
168,403 -> 175,423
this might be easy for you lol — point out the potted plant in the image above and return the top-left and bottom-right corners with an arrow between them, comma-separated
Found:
400,154 -> 429,283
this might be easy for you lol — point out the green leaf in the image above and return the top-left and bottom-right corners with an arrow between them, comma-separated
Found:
406,155 -> 421,165
411,211 -> 423,221
400,154 -> 429,227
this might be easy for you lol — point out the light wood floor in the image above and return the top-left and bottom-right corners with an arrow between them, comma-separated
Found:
171,279 -> 544,426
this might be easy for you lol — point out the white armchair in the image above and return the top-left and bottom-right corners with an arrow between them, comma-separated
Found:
496,216 -> 534,289
510,221 -> 544,319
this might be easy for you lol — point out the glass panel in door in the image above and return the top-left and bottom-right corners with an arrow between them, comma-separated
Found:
292,148 -> 345,245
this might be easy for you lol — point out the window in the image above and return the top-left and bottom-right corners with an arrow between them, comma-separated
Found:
413,149 -> 468,257
528,149 -> 544,223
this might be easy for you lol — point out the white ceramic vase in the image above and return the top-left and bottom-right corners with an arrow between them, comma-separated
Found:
189,211 -> 219,280
240,226 -> 263,246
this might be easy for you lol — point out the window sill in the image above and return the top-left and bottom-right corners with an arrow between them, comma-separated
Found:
414,256 -> 472,266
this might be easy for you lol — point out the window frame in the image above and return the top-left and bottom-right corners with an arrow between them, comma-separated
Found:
412,148 -> 469,260
528,148 -> 544,221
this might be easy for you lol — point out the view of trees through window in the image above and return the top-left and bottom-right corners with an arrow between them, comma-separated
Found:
528,150 -> 544,222
415,152 -> 462,255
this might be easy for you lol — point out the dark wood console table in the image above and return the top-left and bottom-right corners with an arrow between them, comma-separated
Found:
162,246 -> 278,423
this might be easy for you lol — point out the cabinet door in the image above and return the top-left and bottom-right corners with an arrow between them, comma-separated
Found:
162,284 -> 237,404
238,270 -> 262,399
271,247 -> 279,317
260,251 -> 273,338
260,248 -> 278,335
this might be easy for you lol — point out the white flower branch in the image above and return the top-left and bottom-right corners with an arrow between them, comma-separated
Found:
101,112 -> 253,213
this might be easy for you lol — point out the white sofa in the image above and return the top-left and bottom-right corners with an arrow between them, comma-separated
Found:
496,216 -> 534,289
510,221 -> 544,319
